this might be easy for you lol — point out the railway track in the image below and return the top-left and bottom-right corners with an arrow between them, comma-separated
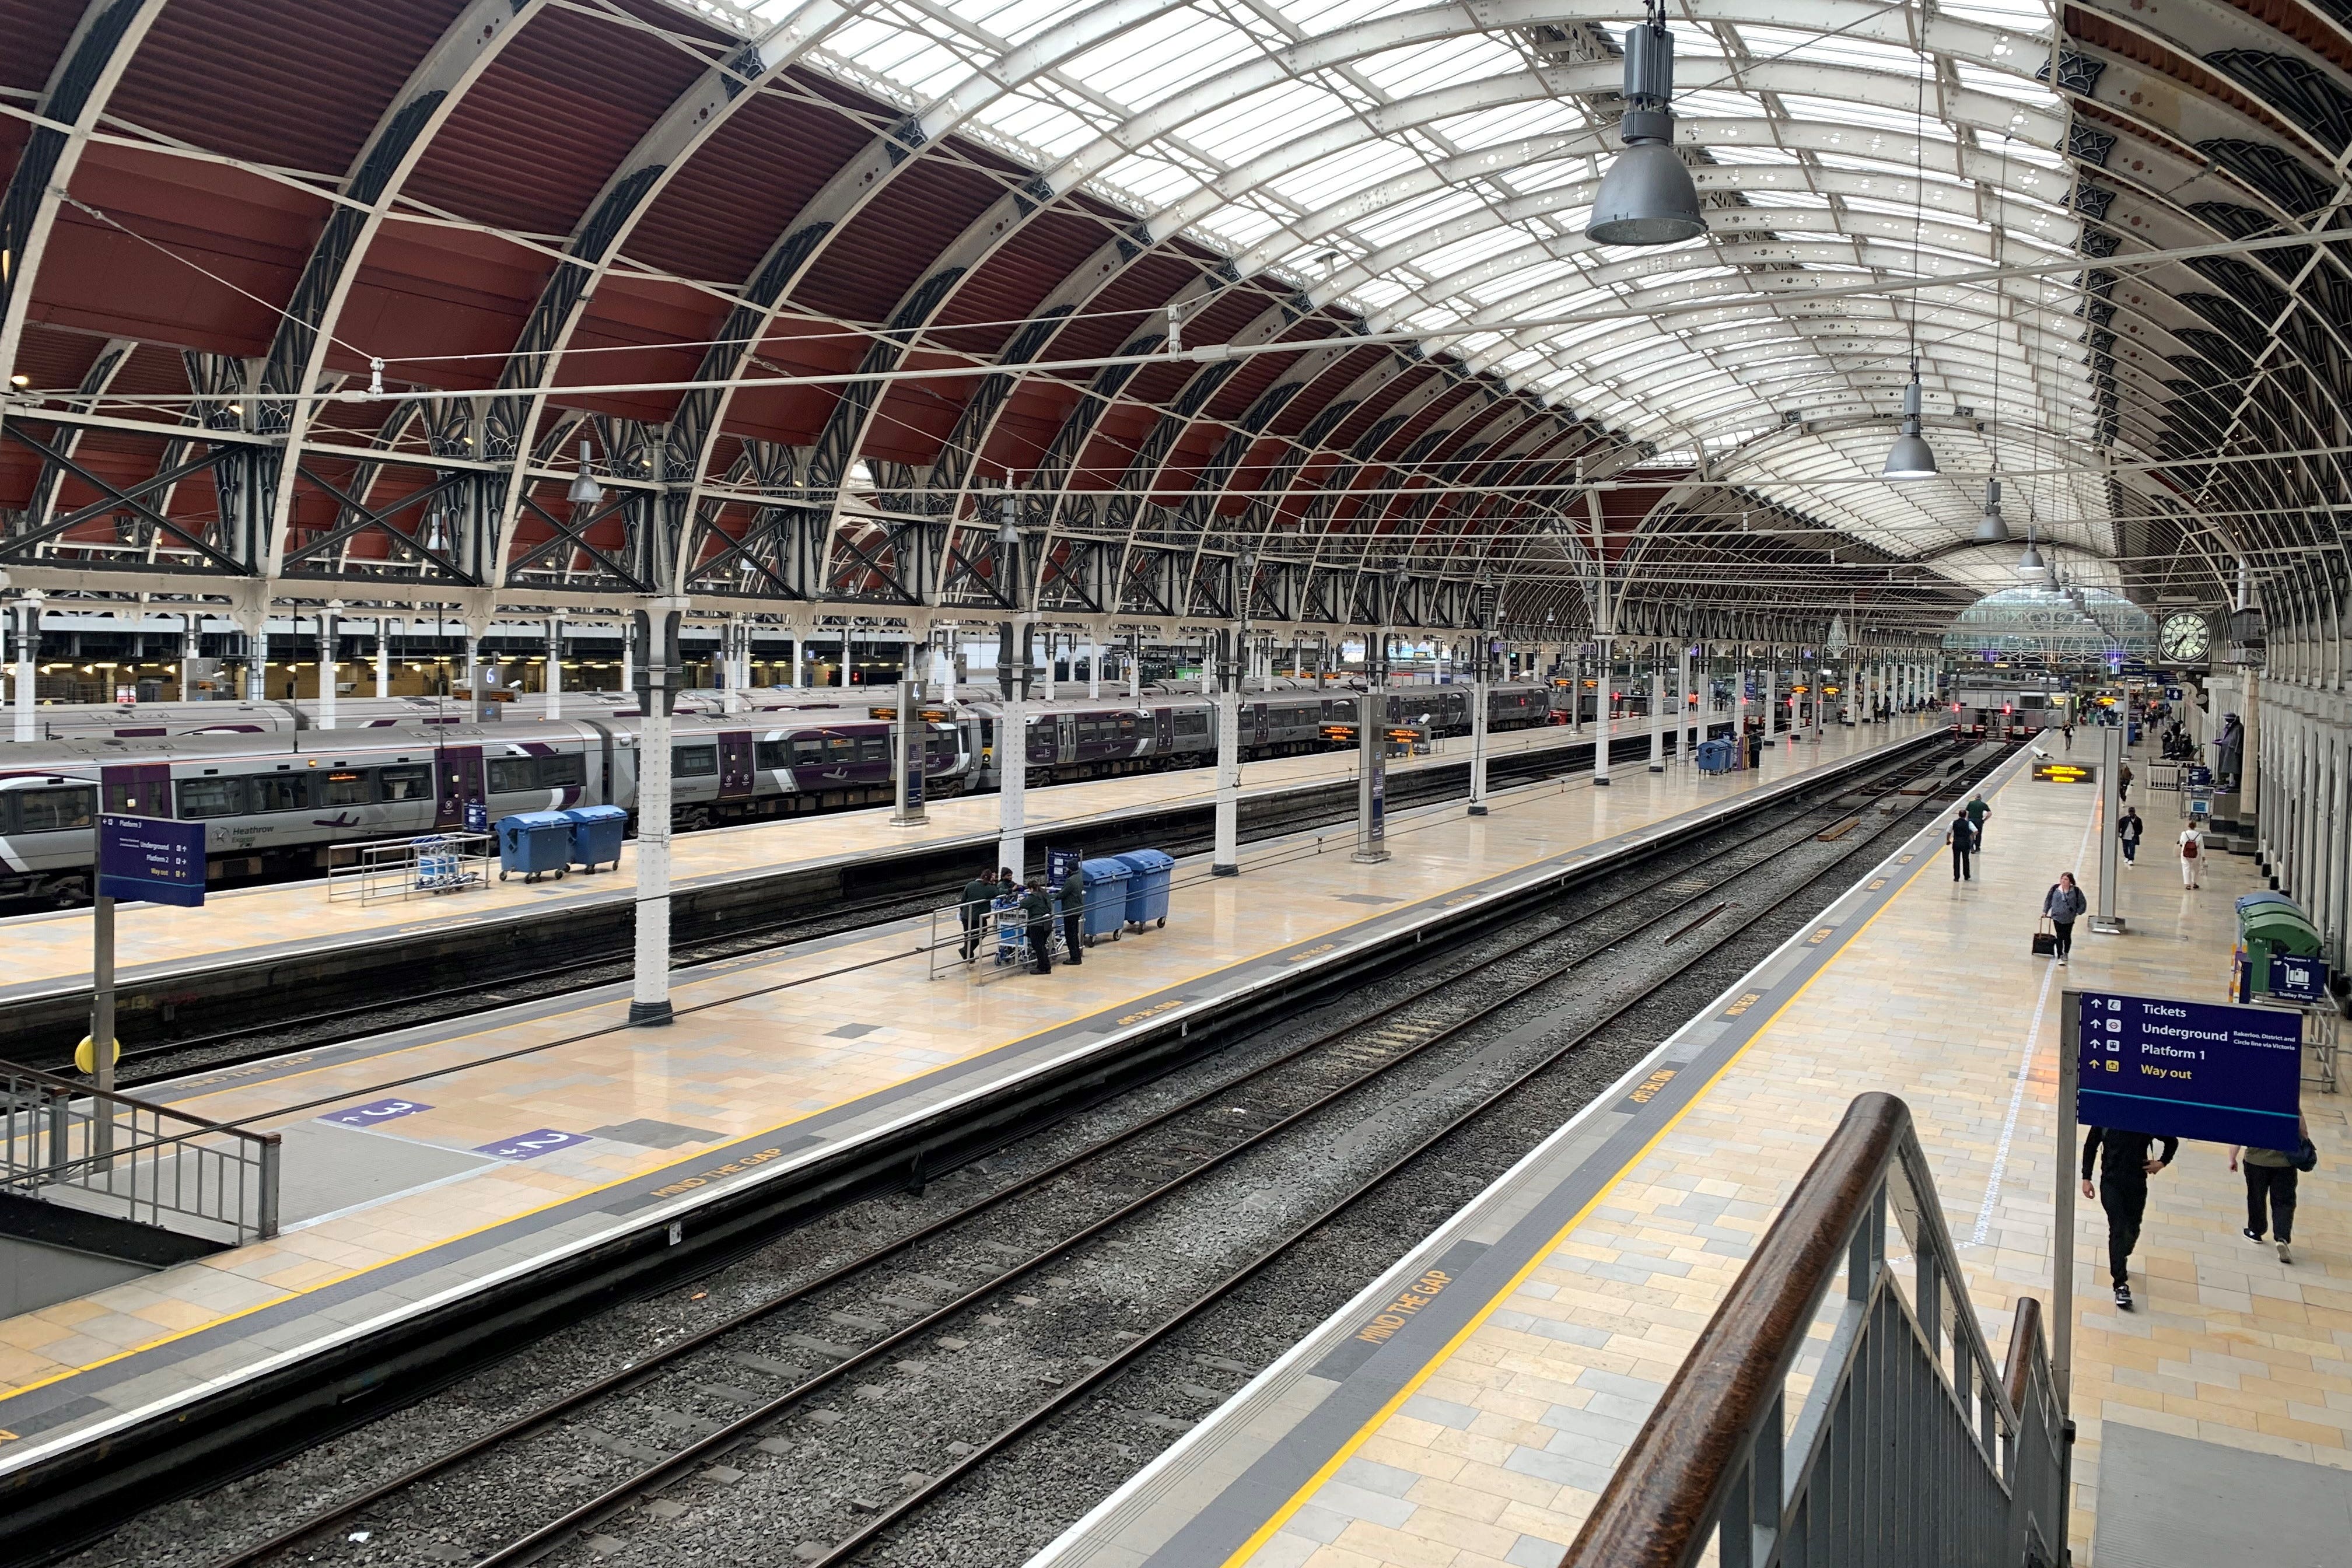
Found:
69,724 -> 1706,1087
111,738 -> 1993,1568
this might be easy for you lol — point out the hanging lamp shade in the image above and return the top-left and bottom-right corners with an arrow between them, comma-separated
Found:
567,440 -> 604,508
1973,477 -> 2009,542
1882,373 -> 1937,478
1586,22 -> 1704,246
2015,528 -> 2047,579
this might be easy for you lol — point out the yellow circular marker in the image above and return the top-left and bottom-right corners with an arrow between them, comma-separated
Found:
74,1035 -> 121,1074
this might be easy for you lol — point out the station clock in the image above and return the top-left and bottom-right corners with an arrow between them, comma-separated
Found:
2158,611 -> 2211,666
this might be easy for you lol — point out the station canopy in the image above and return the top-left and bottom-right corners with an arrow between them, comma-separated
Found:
1,0 -> 2346,643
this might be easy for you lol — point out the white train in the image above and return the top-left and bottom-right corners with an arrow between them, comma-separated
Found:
0,681 -> 1566,906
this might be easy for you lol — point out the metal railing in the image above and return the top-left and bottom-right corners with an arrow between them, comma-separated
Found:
326,830 -> 496,904
0,1060 -> 281,1245
1562,1092 -> 2069,1568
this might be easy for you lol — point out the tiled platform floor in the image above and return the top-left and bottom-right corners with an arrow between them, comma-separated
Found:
0,717 -> 1924,1475
1091,729 -> 2345,1568
0,715 -> 1654,996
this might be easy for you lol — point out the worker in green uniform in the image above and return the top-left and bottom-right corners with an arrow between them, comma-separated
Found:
1964,793 -> 1992,852
958,867 -> 1007,964
1020,879 -> 1056,975
1060,859 -> 1087,966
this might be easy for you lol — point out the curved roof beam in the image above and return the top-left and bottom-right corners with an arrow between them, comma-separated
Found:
258,0 -> 551,581
0,0 -> 169,386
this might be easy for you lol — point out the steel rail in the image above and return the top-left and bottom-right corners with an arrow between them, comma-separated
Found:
195,743 -> 1968,1568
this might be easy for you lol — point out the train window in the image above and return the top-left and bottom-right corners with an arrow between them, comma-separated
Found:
177,777 -> 246,818
855,734 -> 888,763
104,779 -> 171,815
1076,719 -> 1100,741
323,771 -> 372,806
17,786 -> 95,832
379,764 -> 432,803
253,774 -> 312,813
539,754 -> 584,789
755,740 -> 790,769
787,736 -> 825,766
487,758 -> 537,793
1175,712 -> 1209,736
1118,714 -> 1138,736
673,746 -> 718,777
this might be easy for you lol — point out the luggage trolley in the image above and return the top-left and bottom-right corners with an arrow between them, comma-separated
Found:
991,892 -> 1035,968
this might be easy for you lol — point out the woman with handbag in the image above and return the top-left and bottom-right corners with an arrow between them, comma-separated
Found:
2042,872 -> 2087,965
2230,1115 -> 2313,1264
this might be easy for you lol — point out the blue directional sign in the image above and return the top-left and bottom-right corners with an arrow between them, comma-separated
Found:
97,814 -> 206,907
2269,954 -> 2330,1006
2076,990 -> 2302,1147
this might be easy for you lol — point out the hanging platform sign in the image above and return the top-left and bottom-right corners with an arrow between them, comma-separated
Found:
2074,989 -> 2302,1147
97,814 -> 206,907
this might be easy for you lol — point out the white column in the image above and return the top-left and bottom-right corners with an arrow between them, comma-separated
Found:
318,605 -> 340,732
1647,643 -> 1665,771
1087,630 -> 1102,699
1733,646 -> 1748,765
1213,628 -> 1241,875
544,617 -> 564,719
620,624 -> 635,696
1762,650 -> 1777,741
375,617 -> 392,698
463,633 -> 483,721
998,692 -> 1027,879
932,635 -> 956,704
1041,630 -> 1057,701
1353,632 -> 1390,862
1469,636 -> 1491,815
630,600 -> 684,1027
182,611 -> 200,704
1127,633 -> 1142,699
12,600 -> 36,739
786,631 -> 802,691
244,612 -> 270,702
1592,640 -> 1612,786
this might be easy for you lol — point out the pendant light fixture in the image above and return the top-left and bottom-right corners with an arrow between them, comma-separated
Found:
567,439 -> 604,508
1883,363 -> 1938,478
1586,1 -> 1705,246
2015,526 -> 2046,579
1973,477 -> 2008,542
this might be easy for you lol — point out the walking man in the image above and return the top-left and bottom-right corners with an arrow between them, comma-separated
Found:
1059,857 -> 1087,967
1947,807 -> 1976,883
2118,807 -> 2143,865
2042,870 -> 2087,966
1964,792 -> 1992,851
2082,1124 -> 2177,1310
2119,759 -> 2134,804
2178,825 -> 2203,889
1020,878 -> 1056,975
958,867 -> 1008,964
2231,1118 -> 2308,1265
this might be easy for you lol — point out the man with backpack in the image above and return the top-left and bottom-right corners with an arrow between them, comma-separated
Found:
2178,826 -> 2202,889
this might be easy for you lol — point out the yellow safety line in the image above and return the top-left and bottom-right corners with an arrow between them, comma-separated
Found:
1212,769 -> 1954,1567
0,733 -> 1910,1420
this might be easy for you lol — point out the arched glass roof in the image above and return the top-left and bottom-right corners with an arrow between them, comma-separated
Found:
1943,583 -> 2155,659
716,0 -> 2100,577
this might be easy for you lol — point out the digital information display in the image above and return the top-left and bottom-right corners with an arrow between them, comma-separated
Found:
2033,762 -> 2096,784
2075,989 -> 2302,1148
97,814 -> 206,908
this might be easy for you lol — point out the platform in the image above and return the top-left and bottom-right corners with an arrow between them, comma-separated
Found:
0,718 -> 1934,1507
0,714 -> 1646,1010
1037,731 -> 2347,1568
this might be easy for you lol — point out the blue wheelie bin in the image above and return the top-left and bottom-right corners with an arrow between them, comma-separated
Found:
496,811 -> 573,883
564,804 -> 629,873
1114,848 -> 1175,932
1077,858 -> 1132,945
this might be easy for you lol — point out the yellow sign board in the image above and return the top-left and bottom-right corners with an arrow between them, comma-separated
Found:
2033,762 -> 2096,784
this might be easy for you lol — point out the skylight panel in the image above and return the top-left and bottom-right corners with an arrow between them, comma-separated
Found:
1185,81 -> 1346,164
1066,10 -> 1251,105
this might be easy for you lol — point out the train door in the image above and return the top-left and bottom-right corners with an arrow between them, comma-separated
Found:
718,732 -> 755,799
1153,708 -> 1173,754
100,762 -> 173,818
1056,712 -> 1078,765
1248,702 -> 1269,747
436,745 -> 485,828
